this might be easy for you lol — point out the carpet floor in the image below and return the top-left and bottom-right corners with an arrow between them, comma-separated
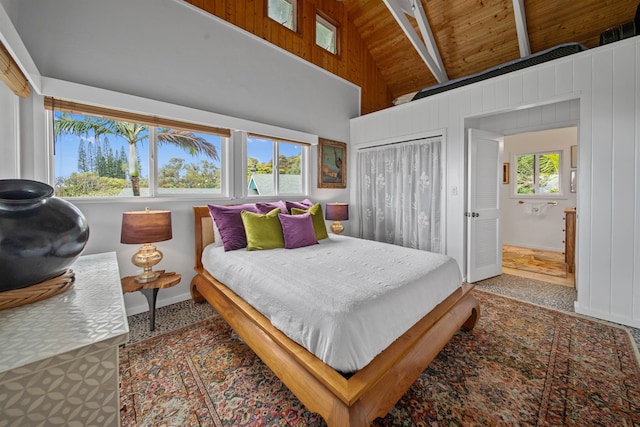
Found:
120,287 -> 640,426
125,273 -> 640,350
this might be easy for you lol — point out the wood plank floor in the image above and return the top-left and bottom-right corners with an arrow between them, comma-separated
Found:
502,245 -> 575,287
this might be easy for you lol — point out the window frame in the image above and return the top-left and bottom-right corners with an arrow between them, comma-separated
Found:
315,11 -> 339,56
244,133 -> 309,199
266,0 -> 298,33
46,98 -> 231,200
512,150 -> 564,198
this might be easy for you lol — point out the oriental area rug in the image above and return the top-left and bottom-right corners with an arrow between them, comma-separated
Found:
119,289 -> 640,426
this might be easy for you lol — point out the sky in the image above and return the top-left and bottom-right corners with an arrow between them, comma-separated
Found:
54,131 -> 223,179
54,115 -> 302,179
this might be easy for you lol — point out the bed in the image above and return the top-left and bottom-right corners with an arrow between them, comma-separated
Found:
190,205 -> 480,426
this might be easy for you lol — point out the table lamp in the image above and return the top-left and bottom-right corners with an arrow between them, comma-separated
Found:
120,208 -> 172,283
325,203 -> 349,234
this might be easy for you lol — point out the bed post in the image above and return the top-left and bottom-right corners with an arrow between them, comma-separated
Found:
462,304 -> 480,330
190,275 -> 206,303
191,206 -> 213,303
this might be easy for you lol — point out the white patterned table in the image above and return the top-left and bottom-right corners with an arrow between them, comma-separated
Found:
0,252 -> 129,427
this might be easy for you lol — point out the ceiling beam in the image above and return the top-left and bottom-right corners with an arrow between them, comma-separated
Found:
383,0 -> 448,84
512,0 -> 531,57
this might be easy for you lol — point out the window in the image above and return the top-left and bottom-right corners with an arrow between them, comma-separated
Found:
247,135 -> 306,197
316,14 -> 337,54
267,0 -> 297,32
46,98 -> 228,198
156,129 -> 224,196
515,151 -> 561,195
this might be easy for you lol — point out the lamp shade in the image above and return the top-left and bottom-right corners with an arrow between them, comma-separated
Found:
120,209 -> 172,244
325,203 -> 349,221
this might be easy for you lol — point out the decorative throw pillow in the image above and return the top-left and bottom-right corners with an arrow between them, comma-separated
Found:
285,199 -> 313,213
241,209 -> 285,251
256,200 -> 288,215
207,204 -> 258,251
290,203 -> 329,240
278,212 -> 318,249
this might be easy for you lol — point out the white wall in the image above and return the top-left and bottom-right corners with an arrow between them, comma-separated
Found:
0,83 -> 19,178
2,0 -> 358,140
0,0 -> 360,315
501,127 -> 577,252
351,37 -> 640,329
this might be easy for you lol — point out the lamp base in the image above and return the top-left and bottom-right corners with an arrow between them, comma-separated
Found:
131,244 -> 163,283
330,221 -> 344,234
134,269 -> 160,284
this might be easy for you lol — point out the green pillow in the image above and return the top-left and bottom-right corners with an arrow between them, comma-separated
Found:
241,208 -> 285,250
291,203 -> 329,240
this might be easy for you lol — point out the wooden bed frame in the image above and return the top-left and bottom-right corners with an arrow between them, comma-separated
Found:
190,206 -> 480,426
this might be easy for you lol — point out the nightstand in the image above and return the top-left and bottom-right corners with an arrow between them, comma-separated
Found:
121,270 -> 181,331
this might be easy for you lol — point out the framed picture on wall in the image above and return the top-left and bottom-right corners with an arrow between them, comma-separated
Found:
318,138 -> 346,189
503,163 -> 509,184
571,145 -> 578,168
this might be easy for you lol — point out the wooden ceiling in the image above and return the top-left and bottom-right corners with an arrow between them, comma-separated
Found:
344,0 -> 639,101
191,0 -> 639,112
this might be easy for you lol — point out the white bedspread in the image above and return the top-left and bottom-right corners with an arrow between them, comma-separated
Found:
202,235 -> 462,372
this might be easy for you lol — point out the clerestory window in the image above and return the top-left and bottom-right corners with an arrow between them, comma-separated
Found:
267,0 -> 297,32
316,13 -> 338,54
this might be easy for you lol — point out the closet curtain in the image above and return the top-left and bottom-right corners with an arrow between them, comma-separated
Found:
357,137 -> 442,252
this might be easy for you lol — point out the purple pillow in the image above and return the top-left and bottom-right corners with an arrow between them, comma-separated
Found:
256,201 -> 288,214
278,212 -> 318,249
285,199 -> 313,213
207,204 -> 257,251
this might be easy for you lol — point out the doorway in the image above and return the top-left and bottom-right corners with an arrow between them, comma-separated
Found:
500,127 -> 577,287
464,98 -> 579,288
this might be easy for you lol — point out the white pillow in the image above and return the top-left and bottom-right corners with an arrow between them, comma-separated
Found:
212,218 -> 223,247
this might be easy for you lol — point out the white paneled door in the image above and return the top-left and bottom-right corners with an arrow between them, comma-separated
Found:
466,129 -> 503,283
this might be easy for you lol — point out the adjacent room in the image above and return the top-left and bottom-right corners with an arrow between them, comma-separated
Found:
1,0 -> 639,425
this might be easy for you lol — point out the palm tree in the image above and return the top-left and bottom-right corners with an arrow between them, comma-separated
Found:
55,113 -> 219,196
538,152 -> 560,193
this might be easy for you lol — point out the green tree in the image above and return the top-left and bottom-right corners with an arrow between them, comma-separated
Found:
86,140 -> 96,172
279,154 -> 301,175
516,154 -> 534,194
516,153 -> 560,194
184,160 -> 220,188
158,158 -> 185,188
247,157 -> 273,179
78,140 -> 88,173
538,153 -> 560,193
55,113 -> 219,196
158,158 -> 220,189
55,172 -> 127,197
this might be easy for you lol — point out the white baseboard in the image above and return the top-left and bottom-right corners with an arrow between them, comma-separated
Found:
124,290 -> 193,317
574,302 -> 640,329
502,241 -> 564,253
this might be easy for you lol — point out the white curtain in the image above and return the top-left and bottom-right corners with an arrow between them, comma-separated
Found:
357,137 -> 442,252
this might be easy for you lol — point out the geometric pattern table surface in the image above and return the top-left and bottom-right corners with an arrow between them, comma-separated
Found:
0,252 -> 129,381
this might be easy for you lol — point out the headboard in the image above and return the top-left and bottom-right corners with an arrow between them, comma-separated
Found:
193,206 -> 214,270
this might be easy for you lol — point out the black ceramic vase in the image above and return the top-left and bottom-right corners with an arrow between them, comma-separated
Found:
0,179 -> 90,292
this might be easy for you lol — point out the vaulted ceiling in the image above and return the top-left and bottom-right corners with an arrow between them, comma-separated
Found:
344,0 -> 639,102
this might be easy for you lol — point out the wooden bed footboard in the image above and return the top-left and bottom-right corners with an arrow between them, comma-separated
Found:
190,206 -> 480,426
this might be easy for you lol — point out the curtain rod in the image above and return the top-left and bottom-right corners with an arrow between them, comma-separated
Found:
356,134 -> 443,151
